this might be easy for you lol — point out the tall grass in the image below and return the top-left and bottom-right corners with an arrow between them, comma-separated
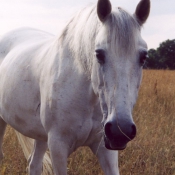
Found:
120,70 -> 175,175
0,70 -> 175,175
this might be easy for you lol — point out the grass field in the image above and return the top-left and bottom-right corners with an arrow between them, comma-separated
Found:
0,70 -> 175,175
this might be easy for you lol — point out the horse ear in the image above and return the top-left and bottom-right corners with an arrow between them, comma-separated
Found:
97,0 -> 112,22
134,0 -> 150,25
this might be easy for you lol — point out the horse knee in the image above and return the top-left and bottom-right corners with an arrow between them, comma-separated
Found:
28,163 -> 40,175
28,140 -> 48,175
48,136 -> 68,174
28,156 -> 43,175
90,142 -> 119,175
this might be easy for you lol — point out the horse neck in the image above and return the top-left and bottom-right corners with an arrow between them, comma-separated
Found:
50,8 -> 100,111
59,6 -> 100,76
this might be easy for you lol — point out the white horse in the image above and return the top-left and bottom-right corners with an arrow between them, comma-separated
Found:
0,0 -> 150,174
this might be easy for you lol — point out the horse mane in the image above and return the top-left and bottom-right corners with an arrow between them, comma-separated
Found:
59,5 -> 140,74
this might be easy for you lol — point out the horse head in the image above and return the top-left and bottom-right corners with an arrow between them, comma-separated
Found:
91,0 -> 150,150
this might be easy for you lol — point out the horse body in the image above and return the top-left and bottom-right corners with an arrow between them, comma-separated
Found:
0,0 -> 150,174
0,27 -> 102,146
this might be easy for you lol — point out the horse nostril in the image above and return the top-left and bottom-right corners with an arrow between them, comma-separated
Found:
130,124 -> 136,139
104,122 -> 113,139
105,121 -> 136,140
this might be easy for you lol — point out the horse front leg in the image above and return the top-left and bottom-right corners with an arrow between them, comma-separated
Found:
28,140 -> 48,175
90,140 -> 120,175
48,132 -> 68,175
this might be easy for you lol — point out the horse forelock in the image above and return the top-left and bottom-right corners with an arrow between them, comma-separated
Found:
104,7 -> 140,55
59,5 -> 140,74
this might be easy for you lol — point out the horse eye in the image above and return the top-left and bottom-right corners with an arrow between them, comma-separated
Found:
140,51 -> 148,66
95,49 -> 105,64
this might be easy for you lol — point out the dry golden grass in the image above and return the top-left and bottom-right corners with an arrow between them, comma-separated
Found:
1,70 -> 175,175
119,70 -> 175,175
0,127 -> 26,175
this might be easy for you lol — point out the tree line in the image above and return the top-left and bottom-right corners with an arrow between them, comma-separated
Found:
144,39 -> 175,69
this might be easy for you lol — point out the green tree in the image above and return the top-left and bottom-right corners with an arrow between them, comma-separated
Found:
145,49 -> 159,69
145,39 -> 175,69
157,39 -> 175,69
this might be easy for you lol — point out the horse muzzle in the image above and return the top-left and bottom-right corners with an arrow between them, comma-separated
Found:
104,135 -> 127,150
104,119 -> 136,150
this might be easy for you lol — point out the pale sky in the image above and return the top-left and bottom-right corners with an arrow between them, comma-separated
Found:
0,0 -> 174,49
